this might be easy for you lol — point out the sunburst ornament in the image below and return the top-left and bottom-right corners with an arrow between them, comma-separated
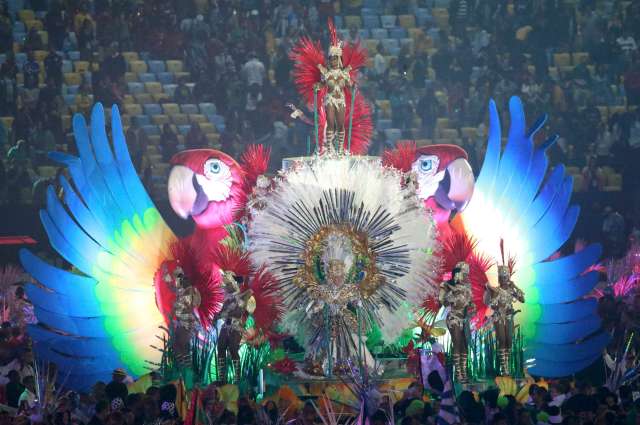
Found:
248,156 -> 440,363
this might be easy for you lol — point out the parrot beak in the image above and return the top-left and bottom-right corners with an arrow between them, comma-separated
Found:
434,158 -> 475,214
168,165 -> 209,219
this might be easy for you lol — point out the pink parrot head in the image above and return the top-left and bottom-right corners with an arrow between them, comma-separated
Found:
168,149 -> 247,229
411,144 -> 475,225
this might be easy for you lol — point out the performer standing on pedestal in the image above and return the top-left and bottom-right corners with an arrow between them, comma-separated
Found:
289,18 -> 372,155
439,261 -> 475,384
485,260 -> 524,376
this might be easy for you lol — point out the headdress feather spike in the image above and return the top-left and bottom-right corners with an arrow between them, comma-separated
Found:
328,18 -> 339,47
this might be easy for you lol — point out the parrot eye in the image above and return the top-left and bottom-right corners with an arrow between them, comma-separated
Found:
206,159 -> 222,174
420,159 -> 433,172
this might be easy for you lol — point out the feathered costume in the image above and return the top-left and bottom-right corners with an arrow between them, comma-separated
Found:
248,156 -> 440,375
19,104 -> 280,389
385,97 -> 610,377
289,19 -> 373,155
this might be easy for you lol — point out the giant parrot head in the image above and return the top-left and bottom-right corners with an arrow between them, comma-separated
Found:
168,149 -> 247,229
410,144 -> 475,226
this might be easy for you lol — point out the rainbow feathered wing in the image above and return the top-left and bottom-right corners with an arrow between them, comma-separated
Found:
20,104 -> 175,389
455,97 -> 609,377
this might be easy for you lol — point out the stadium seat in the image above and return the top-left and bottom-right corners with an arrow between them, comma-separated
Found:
408,28 -> 424,39
165,60 -> 184,73
205,133 -> 220,146
13,21 -> 25,33
122,51 -> 139,62
127,82 -> 145,94
163,84 -> 178,97
180,104 -> 199,114
199,123 -> 216,134
25,19 -> 43,31
133,115 -> 151,127
198,103 -> 216,115
134,93 -> 153,104
208,114 -> 225,130
362,15 -> 379,30
124,103 -> 143,116
74,61 -> 90,73
364,39 -> 379,54
162,103 -> 180,115
553,53 -> 570,67
129,60 -> 148,74
142,125 -> 161,136
376,119 -> 392,131
144,82 -> 162,94
151,93 -> 169,102
380,15 -> 396,29
12,31 -> 25,43
344,16 -> 362,28
143,103 -> 162,116
147,60 -> 166,74
138,72 -> 156,83
572,52 -> 589,64
124,72 -> 137,83
171,114 -> 189,125
188,114 -> 207,124
67,51 -> 81,60
0,117 -> 15,130
151,115 -> 170,126
177,124 -> 191,135
64,72 -> 82,86
157,72 -> 173,84
62,60 -> 73,73
15,52 -> 27,66
371,28 -> 387,40
400,38 -> 414,51
65,84 -> 79,95
174,71 -> 191,82
33,50 -> 47,61
389,27 -> 407,39
18,9 -> 35,22
63,94 -> 76,106
385,128 -> 402,143
0,54 -> 5,65
398,15 -> 416,29
38,30 -> 48,46
334,15 -> 343,29
381,39 -> 399,53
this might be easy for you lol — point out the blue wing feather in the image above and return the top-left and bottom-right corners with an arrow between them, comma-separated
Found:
527,354 -> 602,377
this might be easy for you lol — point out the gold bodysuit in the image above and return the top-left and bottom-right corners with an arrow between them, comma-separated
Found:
486,282 -> 525,323
439,281 -> 476,328
318,64 -> 351,109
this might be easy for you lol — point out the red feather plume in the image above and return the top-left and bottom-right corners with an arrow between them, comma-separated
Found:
341,41 -> 368,78
422,231 -> 493,326
382,140 -> 417,172
289,37 -> 326,107
211,244 -> 251,278
169,240 -> 224,329
328,17 -> 338,47
240,144 -> 271,191
244,266 -> 283,333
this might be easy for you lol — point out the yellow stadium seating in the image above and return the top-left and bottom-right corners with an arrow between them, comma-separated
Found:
553,53 -> 570,67
375,100 -> 391,118
173,71 -> 191,81
151,93 -> 169,102
152,115 -> 170,125
199,123 -> 216,134
0,116 -> 14,129
25,19 -> 43,31
165,60 -> 184,73
124,72 -> 137,83
129,60 -> 148,74
134,93 -> 153,104
398,15 -> 416,29
572,52 -> 589,64
33,50 -> 47,61
123,94 -> 135,104
124,104 -> 142,115
122,51 -> 139,62
18,9 -> 35,22
74,61 -> 90,73
63,72 -> 82,86
188,114 -> 207,124
144,82 -> 162,94
38,31 -> 48,46
162,103 -> 180,115
344,16 -> 362,28
171,114 -> 189,125
408,28 -> 423,39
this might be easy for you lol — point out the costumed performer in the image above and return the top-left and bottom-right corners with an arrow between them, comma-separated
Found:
439,261 -> 476,384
